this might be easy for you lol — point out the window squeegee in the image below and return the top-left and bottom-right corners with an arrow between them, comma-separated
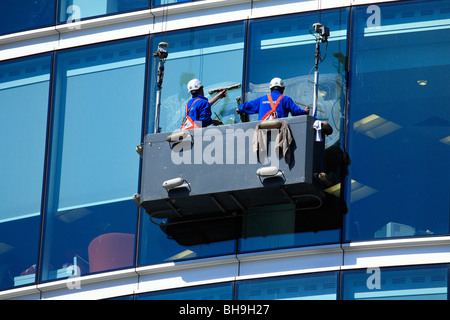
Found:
208,83 -> 241,95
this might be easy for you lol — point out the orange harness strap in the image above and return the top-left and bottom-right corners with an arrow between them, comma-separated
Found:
261,94 -> 284,120
180,98 -> 201,130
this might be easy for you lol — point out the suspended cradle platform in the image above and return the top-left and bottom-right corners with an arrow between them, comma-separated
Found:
136,115 -> 346,245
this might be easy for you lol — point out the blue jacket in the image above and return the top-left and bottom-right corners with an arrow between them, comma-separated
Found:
237,90 -> 308,120
186,94 -> 212,127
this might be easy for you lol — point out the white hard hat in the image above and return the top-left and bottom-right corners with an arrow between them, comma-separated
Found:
269,77 -> 285,89
187,79 -> 203,93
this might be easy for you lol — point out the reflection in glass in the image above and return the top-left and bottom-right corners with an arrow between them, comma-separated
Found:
138,196 -> 237,265
147,21 -> 246,134
244,9 -> 348,150
58,0 -> 149,24
0,0 -> 56,36
40,37 -> 147,282
136,282 -> 234,300
238,9 -> 349,252
152,0 -> 193,8
345,0 -> 450,242
341,265 -> 449,300
139,22 -> 246,266
0,53 -> 52,290
237,272 -> 338,300
238,203 -> 341,253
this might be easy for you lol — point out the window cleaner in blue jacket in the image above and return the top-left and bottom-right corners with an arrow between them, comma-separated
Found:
180,79 -> 226,130
235,77 -> 310,120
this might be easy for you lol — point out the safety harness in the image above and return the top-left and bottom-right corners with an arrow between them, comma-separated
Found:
180,98 -> 200,130
261,94 -> 284,121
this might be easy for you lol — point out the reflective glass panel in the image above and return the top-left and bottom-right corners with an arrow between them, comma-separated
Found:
147,21 -> 246,133
138,203 -> 237,265
341,265 -> 449,300
59,0 -> 149,24
238,9 -> 349,252
136,282 -> 234,300
344,0 -> 450,241
0,53 -> 52,290
40,37 -> 147,282
236,272 -> 338,300
244,9 -> 348,148
138,23 -> 245,266
152,0 -> 194,7
0,0 -> 56,36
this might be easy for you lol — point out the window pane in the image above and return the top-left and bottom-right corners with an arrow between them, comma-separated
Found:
136,282 -> 234,300
238,203 -> 341,253
0,0 -> 56,36
238,9 -> 349,252
244,9 -> 348,149
344,0 -> 450,241
341,265 -> 449,300
147,21 -> 246,133
0,53 -> 52,290
138,202 -> 237,265
40,37 -> 147,282
236,272 -> 338,300
139,23 -> 246,265
58,0 -> 149,24
152,0 -> 195,8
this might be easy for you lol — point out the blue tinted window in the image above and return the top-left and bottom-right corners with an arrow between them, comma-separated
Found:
59,0 -> 149,24
344,0 -> 450,242
0,53 -> 52,290
136,282 -> 234,300
244,9 -> 348,147
139,23 -> 246,266
147,21 -> 246,133
238,9 -> 349,252
40,37 -> 147,282
138,207 -> 236,265
238,203 -> 341,253
152,0 -> 194,7
0,0 -> 56,36
237,272 -> 338,300
341,265 -> 449,300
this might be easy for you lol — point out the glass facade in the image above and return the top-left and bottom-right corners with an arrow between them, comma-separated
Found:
341,265 -> 449,300
40,37 -> 147,282
0,0 -> 56,36
136,282 -> 234,300
58,0 -> 149,24
344,0 -> 450,242
0,53 -> 52,291
139,21 -> 246,266
236,272 -> 338,300
126,264 -> 450,300
0,0 -> 203,37
0,0 -> 449,299
152,0 -> 195,7
239,8 -> 348,253
146,21 -> 246,134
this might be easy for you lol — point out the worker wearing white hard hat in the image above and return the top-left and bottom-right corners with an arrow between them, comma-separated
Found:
186,79 -> 203,93
180,79 -> 226,130
269,77 -> 285,89
236,77 -> 309,120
